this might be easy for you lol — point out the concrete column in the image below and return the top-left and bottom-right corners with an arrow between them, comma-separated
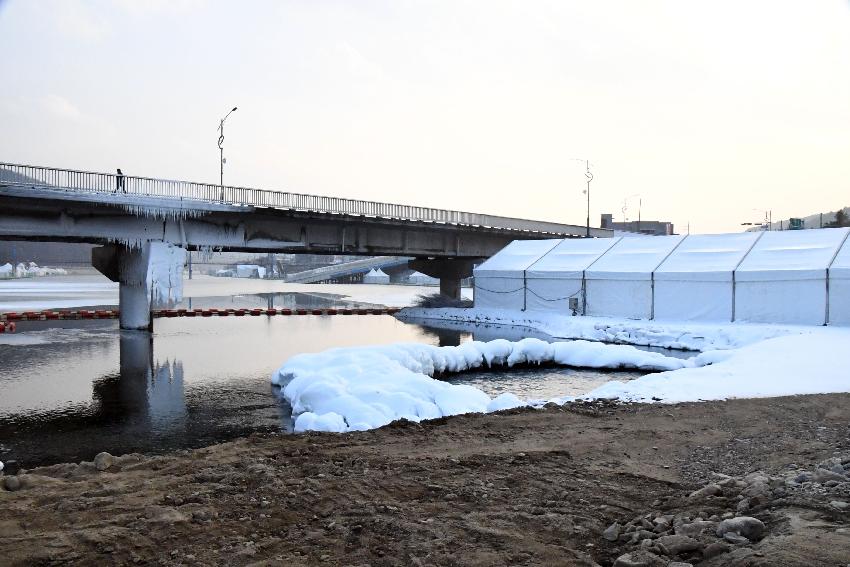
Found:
93,241 -> 186,331
408,257 -> 478,300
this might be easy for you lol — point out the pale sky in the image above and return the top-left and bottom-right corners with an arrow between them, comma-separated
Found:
1,0 -> 849,233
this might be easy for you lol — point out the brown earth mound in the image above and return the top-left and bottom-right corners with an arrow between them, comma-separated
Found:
2,394 -> 849,566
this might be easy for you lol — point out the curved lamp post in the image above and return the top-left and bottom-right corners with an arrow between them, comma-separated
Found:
218,106 -> 238,200
569,158 -> 594,237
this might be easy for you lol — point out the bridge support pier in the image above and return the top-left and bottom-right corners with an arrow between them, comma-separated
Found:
408,258 -> 478,300
92,241 -> 186,331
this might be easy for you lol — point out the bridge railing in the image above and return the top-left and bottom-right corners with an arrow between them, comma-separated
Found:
0,162 -> 608,236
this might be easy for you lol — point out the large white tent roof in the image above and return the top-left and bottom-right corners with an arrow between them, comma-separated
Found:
736,228 -> 850,281
654,232 -> 763,282
525,237 -> 622,279
473,239 -> 561,278
585,235 -> 685,281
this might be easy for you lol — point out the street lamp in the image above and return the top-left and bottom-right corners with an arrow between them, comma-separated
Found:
218,106 -> 238,199
569,158 -> 593,237
740,209 -> 772,231
621,194 -> 644,233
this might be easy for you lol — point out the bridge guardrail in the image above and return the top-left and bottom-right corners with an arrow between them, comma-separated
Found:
0,162 -> 609,236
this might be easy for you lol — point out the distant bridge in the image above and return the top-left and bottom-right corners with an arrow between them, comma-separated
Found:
284,256 -> 410,284
0,162 -> 611,328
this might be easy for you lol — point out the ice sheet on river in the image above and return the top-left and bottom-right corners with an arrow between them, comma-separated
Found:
272,338 -> 690,433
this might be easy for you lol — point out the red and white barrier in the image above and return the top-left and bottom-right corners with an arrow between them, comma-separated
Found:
0,307 -> 400,324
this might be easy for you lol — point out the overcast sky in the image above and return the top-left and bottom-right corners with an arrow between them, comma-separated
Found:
1,0 -> 848,233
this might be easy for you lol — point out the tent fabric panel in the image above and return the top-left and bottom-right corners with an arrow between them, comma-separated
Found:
653,271 -> 732,283
525,237 -> 622,278
829,278 -> 850,325
655,232 -> 761,275
473,239 -> 562,278
653,280 -> 733,322
525,279 -> 583,313
473,276 -> 526,310
584,235 -> 685,279
734,280 -> 827,325
585,271 -> 652,282
736,228 -> 850,274
585,279 -> 653,319
734,268 -> 827,283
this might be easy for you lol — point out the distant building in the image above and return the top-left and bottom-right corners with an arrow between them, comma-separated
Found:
600,214 -> 674,236
744,206 -> 849,232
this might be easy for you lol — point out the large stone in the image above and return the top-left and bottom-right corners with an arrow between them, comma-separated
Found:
813,468 -> 846,483
741,482 -> 770,499
688,483 -> 722,500
654,534 -> 702,556
723,532 -> 750,545
3,475 -> 21,491
674,520 -> 716,538
612,551 -> 666,567
603,522 -> 621,541
94,452 -> 114,471
702,542 -> 731,559
829,500 -> 849,511
716,516 -> 765,541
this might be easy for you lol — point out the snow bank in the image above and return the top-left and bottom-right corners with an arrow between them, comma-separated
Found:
398,307 -> 801,351
1,262 -> 68,278
272,338 -> 689,432
568,330 -> 850,403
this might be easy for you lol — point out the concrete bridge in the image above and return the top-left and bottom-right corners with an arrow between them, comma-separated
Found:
0,162 -> 611,329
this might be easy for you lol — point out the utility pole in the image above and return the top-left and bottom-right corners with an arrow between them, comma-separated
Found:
585,160 -> 593,237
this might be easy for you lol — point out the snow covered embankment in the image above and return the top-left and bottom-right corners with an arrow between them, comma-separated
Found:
572,331 -> 850,404
274,326 -> 850,433
272,338 -> 688,433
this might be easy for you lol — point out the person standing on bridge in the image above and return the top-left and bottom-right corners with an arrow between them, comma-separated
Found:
116,168 -> 125,193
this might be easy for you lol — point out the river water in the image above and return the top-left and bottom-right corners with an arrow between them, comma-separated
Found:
0,274 -> 673,468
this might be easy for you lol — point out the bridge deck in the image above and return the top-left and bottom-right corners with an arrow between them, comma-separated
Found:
0,162 -> 609,238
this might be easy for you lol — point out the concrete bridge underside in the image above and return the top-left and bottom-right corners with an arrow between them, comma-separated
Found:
1,187 -> 608,329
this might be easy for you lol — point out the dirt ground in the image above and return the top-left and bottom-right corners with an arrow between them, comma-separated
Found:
2,394 -> 850,566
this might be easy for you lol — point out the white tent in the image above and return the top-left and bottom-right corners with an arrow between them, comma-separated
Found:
524,237 -> 622,313
408,271 -> 438,285
473,239 -> 561,310
584,235 -> 685,319
363,268 -> 390,284
734,228 -> 850,325
653,232 -> 763,322
236,264 -> 262,278
829,232 -> 850,325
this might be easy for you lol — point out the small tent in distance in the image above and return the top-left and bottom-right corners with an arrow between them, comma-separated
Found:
363,268 -> 390,284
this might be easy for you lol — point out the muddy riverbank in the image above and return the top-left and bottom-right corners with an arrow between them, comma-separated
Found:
2,394 -> 849,566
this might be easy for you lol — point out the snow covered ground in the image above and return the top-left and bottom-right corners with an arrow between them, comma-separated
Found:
274,307 -> 850,433
0,273 -> 471,311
